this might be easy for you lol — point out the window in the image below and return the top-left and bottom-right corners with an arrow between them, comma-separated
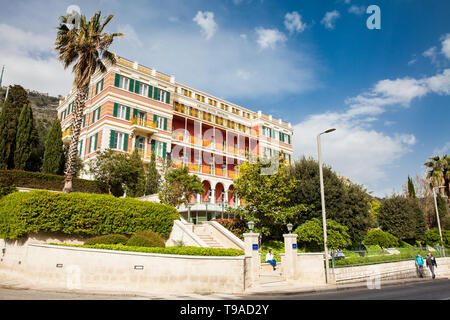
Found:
117,105 -> 127,120
138,83 -> 149,96
157,116 -> 164,130
118,76 -> 130,90
154,141 -> 167,158
157,89 -> 166,103
88,133 -> 99,153
109,130 -> 129,152
79,139 -> 84,157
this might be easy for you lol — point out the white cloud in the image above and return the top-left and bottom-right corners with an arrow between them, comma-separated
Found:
321,10 -> 340,30
292,111 -> 416,196
293,67 -> 450,196
433,141 -> 450,156
255,27 -> 287,49
0,23 -> 72,96
441,33 -> 450,60
117,24 -> 143,48
284,11 -> 307,34
348,5 -> 365,16
423,46 -> 438,65
193,11 -> 218,40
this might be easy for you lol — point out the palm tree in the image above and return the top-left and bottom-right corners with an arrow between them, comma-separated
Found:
55,11 -> 123,192
424,155 -> 449,198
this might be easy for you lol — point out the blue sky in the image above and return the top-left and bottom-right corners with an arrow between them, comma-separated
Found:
0,0 -> 449,197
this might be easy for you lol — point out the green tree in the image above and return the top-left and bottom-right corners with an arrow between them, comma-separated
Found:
369,199 -> 382,228
13,104 -> 39,170
288,157 -> 372,243
88,149 -> 130,196
144,151 -> 160,195
379,195 -> 416,241
232,157 -> 307,239
41,118 -> 65,175
159,166 -> 204,208
55,11 -> 122,192
424,155 -> 450,199
407,175 -> 416,198
125,149 -> 145,198
0,85 -> 30,169
294,218 -> 352,252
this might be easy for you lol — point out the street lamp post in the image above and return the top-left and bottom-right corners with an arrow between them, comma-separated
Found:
432,186 -> 446,256
317,128 -> 336,284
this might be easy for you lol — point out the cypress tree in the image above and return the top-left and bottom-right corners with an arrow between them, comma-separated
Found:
407,175 -> 416,198
144,151 -> 161,195
41,118 -> 65,174
0,85 -> 30,169
14,104 -> 39,170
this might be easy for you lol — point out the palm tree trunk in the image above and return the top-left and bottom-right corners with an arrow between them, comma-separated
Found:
63,85 -> 88,193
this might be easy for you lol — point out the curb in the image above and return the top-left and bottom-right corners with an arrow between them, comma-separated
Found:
242,276 -> 449,296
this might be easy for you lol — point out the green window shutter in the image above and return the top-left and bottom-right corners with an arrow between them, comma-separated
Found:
151,140 -> 155,152
135,80 -> 140,94
100,78 -> 104,91
114,73 -> 121,87
113,103 -> 118,117
123,133 -> 129,152
129,79 -> 135,92
94,132 -> 98,150
153,87 -> 159,100
163,118 -> 167,131
79,140 -> 83,156
92,110 -> 96,123
95,82 -> 99,95
162,142 -> 167,158
125,107 -> 130,120
133,108 -> 138,119
97,106 -> 101,121
82,114 -> 86,128
153,114 -> 158,124
88,137 -> 92,153
109,130 -> 116,149
165,92 -> 170,104
148,85 -> 153,98
287,135 -> 291,144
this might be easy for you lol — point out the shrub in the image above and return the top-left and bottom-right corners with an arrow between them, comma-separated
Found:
0,182 -> 17,198
57,243 -> 244,256
84,234 -> 129,245
0,170 -> 107,194
294,218 -> 352,251
425,228 -> 450,246
0,191 -> 180,240
126,230 -> 165,248
362,229 -> 399,248
398,240 -> 413,248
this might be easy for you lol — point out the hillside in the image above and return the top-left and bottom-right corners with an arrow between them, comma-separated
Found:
0,86 -> 60,143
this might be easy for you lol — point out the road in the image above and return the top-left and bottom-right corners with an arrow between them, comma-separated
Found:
0,279 -> 449,300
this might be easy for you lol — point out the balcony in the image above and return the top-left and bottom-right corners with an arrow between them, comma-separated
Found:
130,117 -> 157,135
62,128 -> 72,145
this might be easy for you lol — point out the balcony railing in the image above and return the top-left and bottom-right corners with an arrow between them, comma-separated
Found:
131,117 -> 157,129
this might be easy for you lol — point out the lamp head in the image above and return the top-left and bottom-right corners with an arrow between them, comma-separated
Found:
324,128 -> 336,134
248,221 -> 255,231
287,223 -> 293,233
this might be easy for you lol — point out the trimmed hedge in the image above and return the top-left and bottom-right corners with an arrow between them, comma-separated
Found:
126,230 -> 166,248
84,234 -> 129,245
0,170 -> 107,194
0,190 -> 180,240
57,243 -> 244,256
362,229 -> 399,248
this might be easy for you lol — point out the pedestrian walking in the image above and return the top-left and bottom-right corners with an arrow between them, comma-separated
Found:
357,242 -> 367,257
426,252 -> 437,279
415,253 -> 425,278
265,249 -> 277,271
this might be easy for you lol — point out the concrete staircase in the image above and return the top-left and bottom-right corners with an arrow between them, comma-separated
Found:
192,224 -> 224,248
196,233 -> 224,248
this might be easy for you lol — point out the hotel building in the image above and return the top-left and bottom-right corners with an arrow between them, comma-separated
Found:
57,56 -> 293,223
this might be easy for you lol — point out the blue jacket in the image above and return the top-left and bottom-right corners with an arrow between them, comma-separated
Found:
415,256 -> 424,265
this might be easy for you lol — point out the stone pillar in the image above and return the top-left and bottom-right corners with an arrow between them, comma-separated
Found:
283,233 -> 298,282
243,233 -> 260,288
